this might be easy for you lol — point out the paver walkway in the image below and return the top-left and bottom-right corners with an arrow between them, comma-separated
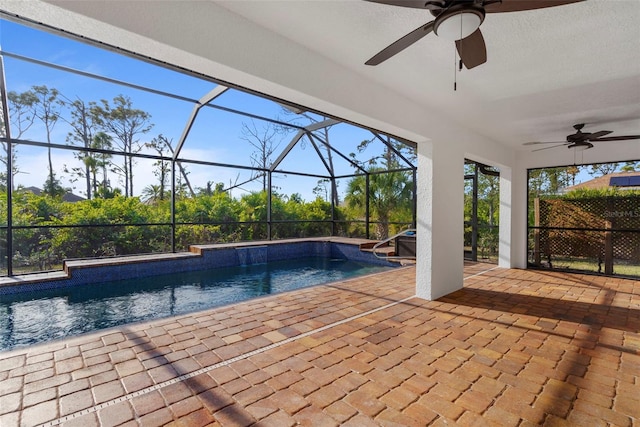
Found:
0,263 -> 638,426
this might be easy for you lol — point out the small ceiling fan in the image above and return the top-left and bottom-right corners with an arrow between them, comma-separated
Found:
523,124 -> 640,152
364,0 -> 583,68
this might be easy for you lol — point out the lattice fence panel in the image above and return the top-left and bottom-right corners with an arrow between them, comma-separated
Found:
608,197 -> 640,230
613,231 -> 640,262
538,228 -> 604,259
534,195 -> 640,275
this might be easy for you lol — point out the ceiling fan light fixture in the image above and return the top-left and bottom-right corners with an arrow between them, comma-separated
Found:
434,7 -> 484,41
568,142 -> 593,151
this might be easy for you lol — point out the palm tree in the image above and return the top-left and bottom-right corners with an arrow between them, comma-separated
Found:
141,184 -> 165,203
345,168 -> 413,239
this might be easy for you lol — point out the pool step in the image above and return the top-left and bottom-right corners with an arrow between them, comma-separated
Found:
359,241 -> 395,256
359,240 -> 416,266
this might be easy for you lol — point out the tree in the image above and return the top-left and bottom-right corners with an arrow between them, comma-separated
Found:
6,90 -> 37,137
588,162 -> 619,177
241,120 -> 280,192
174,167 -> 193,199
620,161 -> 640,172
345,170 -> 413,239
61,96 -> 100,199
197,181 -> 225,196
91,95 -> 153,197
528,167 -> 575,196
92,132 -> 114,198
164,144 -> 195,198
42,173 -> 66,197
478,171 -> 500,227
279,109 -> 340,206
9,191 -> 64,271
141,184 -> 166,203
142,134 -> 195,198
2,90 -> 38,190
32,85 -> 62,197
464,162 -> 500,228
313,125 -> 340,206
352,134 -> 417,170
344,134 -> 416,239
289,193 -> 303,204
313,178 -> 330,202
51,196 -> 160,259
145,134 -> 172,201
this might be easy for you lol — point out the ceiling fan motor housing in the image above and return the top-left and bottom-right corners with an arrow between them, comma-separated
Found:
567,129 -> 589,143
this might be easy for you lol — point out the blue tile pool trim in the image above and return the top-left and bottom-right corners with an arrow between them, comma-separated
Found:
0,241 -> 397,296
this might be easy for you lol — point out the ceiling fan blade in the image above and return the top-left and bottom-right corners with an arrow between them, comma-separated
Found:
365,0 -> 443,9
365,21 -> 435,66
523,141 -> 566,146
484,0 -> 584,13
591,135 -> 640,142
532,144 -> 569,152
455,29 -> 487,69
587,130 -> 613,139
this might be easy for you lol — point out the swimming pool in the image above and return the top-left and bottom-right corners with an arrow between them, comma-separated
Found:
0,256 -> 394,351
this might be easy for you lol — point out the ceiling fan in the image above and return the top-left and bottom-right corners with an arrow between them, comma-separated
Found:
364,0 -> 584,68
523,124 -> 640,152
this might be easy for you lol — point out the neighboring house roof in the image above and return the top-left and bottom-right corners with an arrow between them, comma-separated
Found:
22,186 -> 85,203
564,171 -> 640,192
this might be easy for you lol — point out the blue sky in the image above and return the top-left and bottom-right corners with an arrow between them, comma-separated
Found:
0,18 -> 409,201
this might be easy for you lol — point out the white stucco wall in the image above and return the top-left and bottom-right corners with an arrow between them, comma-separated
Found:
416,140 -> 466,299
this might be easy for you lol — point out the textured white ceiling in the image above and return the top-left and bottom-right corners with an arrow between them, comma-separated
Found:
217,0 -> 640,151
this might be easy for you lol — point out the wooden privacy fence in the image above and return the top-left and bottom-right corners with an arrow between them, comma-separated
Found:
533,195 -> 640,275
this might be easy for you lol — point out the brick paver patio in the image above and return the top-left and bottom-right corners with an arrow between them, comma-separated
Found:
0,262 -> 638,426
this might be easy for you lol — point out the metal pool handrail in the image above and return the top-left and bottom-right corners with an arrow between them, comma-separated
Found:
372,228 -> 417,260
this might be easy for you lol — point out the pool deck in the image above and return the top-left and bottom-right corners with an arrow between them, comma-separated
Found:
0,262 -> 638,426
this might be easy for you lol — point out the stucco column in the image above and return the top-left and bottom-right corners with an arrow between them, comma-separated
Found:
415,140 -> 464,300
499,162 -> 528,269
498,166 -> 512,268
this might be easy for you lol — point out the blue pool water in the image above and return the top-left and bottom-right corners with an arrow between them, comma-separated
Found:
0,256 -> 393,351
